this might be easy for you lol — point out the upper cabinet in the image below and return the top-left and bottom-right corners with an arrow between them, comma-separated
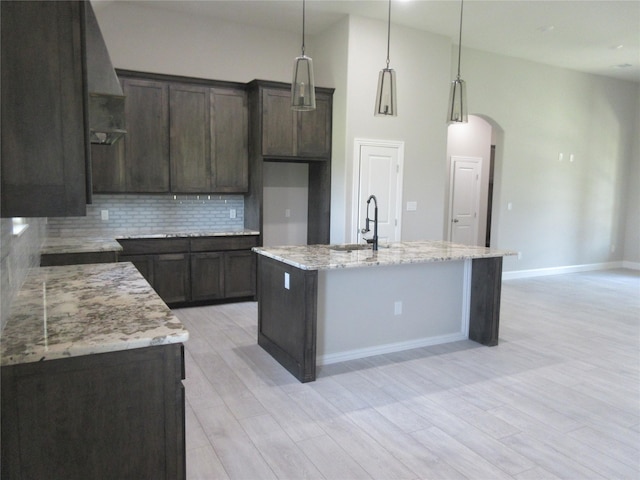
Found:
1,1 -> 89,217
170,85 -> 248,193
93,77 -> 170,193
258,83 -> 333,160
124,78 -> 171,192
93,72 -> 248,195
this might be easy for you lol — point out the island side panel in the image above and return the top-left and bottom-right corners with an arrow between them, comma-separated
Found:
257,255 -> 318,382
469,256 -> 503,346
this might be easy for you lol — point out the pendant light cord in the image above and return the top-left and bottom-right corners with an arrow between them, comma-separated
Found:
301,0 -> 306,56
386,0 -> 391,68
456,0 -> 464,78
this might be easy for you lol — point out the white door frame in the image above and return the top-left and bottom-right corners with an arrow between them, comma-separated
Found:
448,155 -> 482,244
351,138 -> 404,244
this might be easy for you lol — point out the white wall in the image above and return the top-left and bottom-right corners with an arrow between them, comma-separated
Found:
623,99 -> 640,266
94,2 -> 639,273
94,2 -> 299,82
340,16 -> 451,243
461,48 -> 639,272
262,163 -> 309,247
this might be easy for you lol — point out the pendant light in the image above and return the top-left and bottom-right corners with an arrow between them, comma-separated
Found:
375,0 -> 397,116
447,0 -> 468,123
291,0 -> 316,111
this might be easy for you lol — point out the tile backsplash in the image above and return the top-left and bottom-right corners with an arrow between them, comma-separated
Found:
47,194 -> 245,237
1,218 -> 46,330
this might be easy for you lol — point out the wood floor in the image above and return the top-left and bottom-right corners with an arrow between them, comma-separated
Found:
174,268 -> 640,479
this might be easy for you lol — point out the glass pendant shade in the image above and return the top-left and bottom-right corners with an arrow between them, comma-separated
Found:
291,54 -> 316,111
447,76 -> 467,123
375,67 -> 397,116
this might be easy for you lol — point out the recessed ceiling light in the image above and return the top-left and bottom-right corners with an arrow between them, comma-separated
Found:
611,44 -> 624,50
537,25 -> 555,33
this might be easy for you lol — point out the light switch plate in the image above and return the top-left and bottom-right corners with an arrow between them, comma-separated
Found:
284,272 -> 290,290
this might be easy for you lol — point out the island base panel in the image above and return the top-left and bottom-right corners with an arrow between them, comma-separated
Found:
469,256 -> 503,346
257,255 -> 317,382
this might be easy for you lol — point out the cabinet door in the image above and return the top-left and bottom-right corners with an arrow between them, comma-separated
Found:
261,88 -> 295,157
123,78 -> 170,192
297,92 -> 332,159
170,84 -> 211,193
211,88 -> 249,192
224,251 -> 256,298
190,252 -> 224,301
1,1 -> 88,217
91,140 -> 126,193
154,253 -> 190,304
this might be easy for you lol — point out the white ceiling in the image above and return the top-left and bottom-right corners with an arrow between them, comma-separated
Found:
94,0 -> 640,83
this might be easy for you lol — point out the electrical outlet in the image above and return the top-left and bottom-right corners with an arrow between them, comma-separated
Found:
229,208 -> 236,219
101,210 -> 109,221
285,209 -> 291,218
517,252 -> 522,260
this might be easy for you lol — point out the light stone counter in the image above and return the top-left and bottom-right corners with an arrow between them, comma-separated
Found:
1,262 -> 188,366
42,229 -> 260,256
253,240 -> 516,271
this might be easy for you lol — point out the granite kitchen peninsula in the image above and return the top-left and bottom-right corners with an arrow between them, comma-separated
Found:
1,262 -> 189,479
253,240 -> 516,382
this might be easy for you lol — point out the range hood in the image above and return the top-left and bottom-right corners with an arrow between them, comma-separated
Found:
85,2 -> 126,145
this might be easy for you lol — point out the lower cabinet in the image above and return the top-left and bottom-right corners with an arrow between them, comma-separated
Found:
1,344 -> 186,480
155,253 -> 190,304
118,235 -> 258,306
191,252 -> 224,301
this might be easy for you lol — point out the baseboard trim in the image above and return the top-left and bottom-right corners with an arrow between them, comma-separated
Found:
503,261 -> 625,280
622,261 -> 640,270
317,332 -> 468,366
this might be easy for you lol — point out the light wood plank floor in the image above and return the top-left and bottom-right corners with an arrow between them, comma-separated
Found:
174,268 -> 640,479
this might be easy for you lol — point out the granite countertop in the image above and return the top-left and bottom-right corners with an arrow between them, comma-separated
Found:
41,236 -> 124,255
42,229 -> 260,255
253,240 -> 517,271
1,262 -> 189,366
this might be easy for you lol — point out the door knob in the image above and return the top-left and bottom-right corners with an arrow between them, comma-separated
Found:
452,219 -> 459,223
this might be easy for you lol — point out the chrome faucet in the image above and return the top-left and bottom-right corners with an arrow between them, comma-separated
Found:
360,194 -> 379,251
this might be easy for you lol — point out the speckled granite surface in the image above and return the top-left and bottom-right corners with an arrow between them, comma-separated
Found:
42,229 -> 260,255
1,262 -> 188,366
253,240 -> 517,271
41,237 -> 123,255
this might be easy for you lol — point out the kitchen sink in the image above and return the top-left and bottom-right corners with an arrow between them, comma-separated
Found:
330,244 -> 372,252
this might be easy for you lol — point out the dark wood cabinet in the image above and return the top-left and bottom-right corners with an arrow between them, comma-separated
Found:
119,235 -> 258,306
1,344 -> 186,480
225,250 -> 257,298
93,71 -> 248,194
124,78 -> 171,192
211,88 -> 249,192
91,77 -> 170,193
1,0 -> 89,217
246,81 -> 334,245
191,252 -> 224,301
170,84 -> 248,193
154,253 -> 190,304
260,86 -> 332,159
170,84 -> 211,192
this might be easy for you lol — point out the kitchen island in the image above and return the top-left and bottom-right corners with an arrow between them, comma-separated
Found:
253,241 -> 515,382
1,262 -> 189,479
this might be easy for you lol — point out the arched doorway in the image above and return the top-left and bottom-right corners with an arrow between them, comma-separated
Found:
445,114 -> 504,247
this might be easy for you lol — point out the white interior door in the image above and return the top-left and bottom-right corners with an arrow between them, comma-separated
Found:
449,156 -> 482,245
354,140 -> 403,245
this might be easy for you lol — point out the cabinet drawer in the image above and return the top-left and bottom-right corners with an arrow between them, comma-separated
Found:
190,235 -> 258,252
118,238 -> 190,255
